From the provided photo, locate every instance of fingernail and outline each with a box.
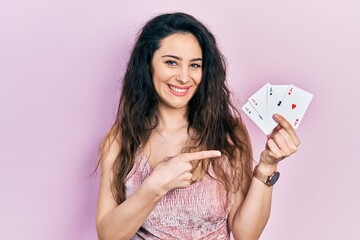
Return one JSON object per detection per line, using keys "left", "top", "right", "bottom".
{"left": 273, "top": 114, "right": 279, "bottom": 120}
{"left": 215, "top": 151, "right": 221, "bottom": 156}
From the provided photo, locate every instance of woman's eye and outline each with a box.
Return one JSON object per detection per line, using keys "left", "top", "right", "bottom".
{"left": 165, "top": 60, "right": 177, "bottom": 66}
{"left": 191, "top": 63, "right": 201, "bottom": 68}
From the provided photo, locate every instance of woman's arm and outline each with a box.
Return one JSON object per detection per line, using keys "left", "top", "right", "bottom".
{"left": 96, "top": 138, "right": 222, "bottom": 240}
{"left": 228, "top": 162, "right": 277, "bottom": 240}
{"left": 96, "top": 139, "right": 164, "bottom": 240}
{"left": 229, "top": 114, "right": 300, "bottom": 239}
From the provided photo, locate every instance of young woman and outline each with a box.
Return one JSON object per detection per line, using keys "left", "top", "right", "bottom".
{"left": 96, "top": 12, "right": 300, "bottom": 240}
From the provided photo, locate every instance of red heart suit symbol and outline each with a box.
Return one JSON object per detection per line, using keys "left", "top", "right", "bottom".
{"left": 292, "top": 104, "right": 297, "bottom": 109}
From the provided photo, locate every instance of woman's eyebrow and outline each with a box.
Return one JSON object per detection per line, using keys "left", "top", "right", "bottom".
{"left": 162, "top": 54, "right": 182, "bottom": 60}
{"left": 190, "top": 58, "right": 202, "bottom": 62}
{"left": 161, "top": 55, "right": 202, "bottom": 61}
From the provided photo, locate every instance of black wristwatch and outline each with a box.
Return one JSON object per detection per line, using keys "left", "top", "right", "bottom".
{"left": 253, "top": 165, "right": 280, "bottom": 186}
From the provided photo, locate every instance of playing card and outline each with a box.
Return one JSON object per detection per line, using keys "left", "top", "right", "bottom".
{"left": 248, "top": 83, "right": 270, "bottom": 121}
{"left": 242, "top": 101, "right": 273, "bottom": 135}
{"left": 277, "top": 85, "right": 313, "bottom": 129}
{"left": 266, "top": 84, "right": 289, "bottom": 129}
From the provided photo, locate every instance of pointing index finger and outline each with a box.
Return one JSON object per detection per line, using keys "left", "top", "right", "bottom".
{"left": 182, "top": 150, "right": 221, "bottom": 162}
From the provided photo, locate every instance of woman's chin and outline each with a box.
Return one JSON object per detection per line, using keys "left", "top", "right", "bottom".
{"left": 159, "top": 100, "right": 189, "bottom": 110}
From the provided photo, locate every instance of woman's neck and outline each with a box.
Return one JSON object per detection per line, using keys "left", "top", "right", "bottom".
{"left": 155, "top": 103, "right": 188, "bottom": 132}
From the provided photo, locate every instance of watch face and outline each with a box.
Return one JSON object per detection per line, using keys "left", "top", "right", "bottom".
{"left": 269, "top": 172, "right": 280, "bottom": 186}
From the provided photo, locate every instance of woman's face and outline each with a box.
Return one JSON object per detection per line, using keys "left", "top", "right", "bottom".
{"left": 151, "top": 33, "right": 203, "bottom": 110}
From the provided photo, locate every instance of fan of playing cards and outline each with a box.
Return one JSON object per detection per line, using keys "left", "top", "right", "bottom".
{"left": 242, "top": 83, "right": 313, "bottom": 135}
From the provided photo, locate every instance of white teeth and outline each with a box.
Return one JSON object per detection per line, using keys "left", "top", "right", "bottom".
{"left": 169, "top": 85, "right": 187, "bottom": 93}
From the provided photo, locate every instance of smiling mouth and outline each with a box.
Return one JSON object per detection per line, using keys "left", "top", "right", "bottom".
{"left": 167, "top": 84, "right": 190, "bottom": 95}
{"left": 168, "top": 85, "right": 187, "bottom": 93}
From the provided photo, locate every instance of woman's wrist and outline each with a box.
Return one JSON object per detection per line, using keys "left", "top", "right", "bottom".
{"left": 141, "top": 177, "right": 167, "bottom": 201}
{"left": 256, "top": 161, "right": 278, "bottom": 175}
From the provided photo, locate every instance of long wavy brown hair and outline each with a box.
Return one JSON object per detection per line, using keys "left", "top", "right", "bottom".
{"left": 97, "top": 12, "right": 253, "bottom": 205}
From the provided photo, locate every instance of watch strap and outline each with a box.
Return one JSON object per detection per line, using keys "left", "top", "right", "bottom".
{"left": 253, "top": 164, "right": 280, "bottom": 186}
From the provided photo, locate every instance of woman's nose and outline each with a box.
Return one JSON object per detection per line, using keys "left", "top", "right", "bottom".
{"left": 176, "top": 69, "right": 190, "bottom": 84}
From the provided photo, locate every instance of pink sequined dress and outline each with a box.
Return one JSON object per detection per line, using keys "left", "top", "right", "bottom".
{"left": 125, "top": 154, "right": 232, "bottom": 239}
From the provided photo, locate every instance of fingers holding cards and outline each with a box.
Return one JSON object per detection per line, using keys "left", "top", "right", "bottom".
{"left": 272, "top": 114, "right": 300, "bottom": 146}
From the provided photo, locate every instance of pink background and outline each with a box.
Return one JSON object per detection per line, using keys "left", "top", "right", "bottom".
{"left": 1, "top": 1, "right": 359, "bottom": 239}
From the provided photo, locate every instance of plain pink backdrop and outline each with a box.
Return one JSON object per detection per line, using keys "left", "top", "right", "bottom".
{"left": 1, "top": 1, "right": 359, "bottom": 239}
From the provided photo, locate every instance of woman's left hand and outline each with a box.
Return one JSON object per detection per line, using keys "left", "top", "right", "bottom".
{"left": 259, "top": 114, "right": 300, "bottom": 169}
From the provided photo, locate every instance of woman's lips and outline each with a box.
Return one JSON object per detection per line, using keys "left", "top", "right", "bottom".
{"left": 167, "top": 84, "right": 190, "bottom": 96}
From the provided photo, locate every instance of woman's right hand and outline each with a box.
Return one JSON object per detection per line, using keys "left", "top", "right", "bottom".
{"left": 147, "top": 150, "right": 221, "bottom": 196}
